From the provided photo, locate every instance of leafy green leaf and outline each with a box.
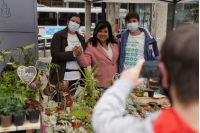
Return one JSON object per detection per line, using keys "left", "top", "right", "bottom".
{"left": 0, "top": 38, "right": 4, "bottom": 44}
{"left": 17, "top": 47, "right": 24, "bottom": 51}
{"left": 0, "top": 56, "right": 4, "bottom": 62}
{"left": 9, "top": 56, "right": 14, "bottom": 63}
{"left": 23, "top": 43, "right": 36, "bottom": 50}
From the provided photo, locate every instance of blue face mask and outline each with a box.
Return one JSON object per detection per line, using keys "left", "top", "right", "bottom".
{"left": 68, "top": 21, "right": 80, "bottom": 32}
{"left": 127, "top": 22, "right": 138, "bottom": 32}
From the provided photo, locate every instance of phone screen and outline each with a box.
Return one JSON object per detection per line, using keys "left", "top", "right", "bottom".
{"left": 139, "top": 61, "right": 160, "bottom": 78}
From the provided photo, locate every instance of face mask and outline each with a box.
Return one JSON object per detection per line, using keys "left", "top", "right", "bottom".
{"left": 127, "top": 22, "right": 138, "bottom": 32}
{"left": 68, "top": 21, "right": 80, "bottom": 32}
{"left": 160, "top": 75, "right": 173, "bottom": 105}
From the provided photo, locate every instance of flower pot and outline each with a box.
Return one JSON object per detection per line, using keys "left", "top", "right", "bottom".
{"left": 62, "top": 94, "right": 74, "bottom": 107}
{"left": 57, "top": 107, "right": 67, "bottom": 112}
{"left": 136, "top": 110, "right": 141, "bottom": 115}
{"left": 13, "top": 113, "right": 25, "bottom": 126}
{"left": 148, "top": 91, "right": 155, "bottom": 98}
{"left": 45, "top": 108, "right": 52, "bottom": 116}
{"left": 29, "top": 111, "right": 40, "bottom": 123}
{"left": 71, "top": 120, "right": 82, "bottom": 130}
{"left": 0, "top": 115, "right": 12, "bottom": 127}
{"left": 144, "top": 108, "right": 151, "bottom": 112}
{"left": 135, "top": 91, "right": 144, "bottom": 97}
{"left": 149, "top": 102, "right": 158, "bottom": 108}
{"left": 26, "top": 113, "right": 29, "bottom": 120}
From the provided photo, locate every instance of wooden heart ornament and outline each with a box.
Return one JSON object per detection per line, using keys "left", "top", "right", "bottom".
{"left": 17, "top": 66, "right": 37, "bottom": 84}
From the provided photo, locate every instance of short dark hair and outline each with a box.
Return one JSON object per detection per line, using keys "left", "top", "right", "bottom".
{"left": 88, "top": 20, "right": 118, "bottom": 47}
{"left": 68, "top": 13, "right": 82, "bottom": 25}
{"left": 125, "top": 12, "right": 140, "bottom": 23}
{"left": 160, "top": 24, "right": 199, "bottom": 104}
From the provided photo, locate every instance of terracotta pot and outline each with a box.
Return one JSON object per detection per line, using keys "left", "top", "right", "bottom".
{"left": 86, "top": 111, "right": 93, "bottom": 118}
{"left": 62, "top": 94, "right": 74, "bottom": 107}
{"left": 45, "top": 108, "right": 52, "bottom": 116}
{"left": 71, "top": 120, "right": 82, "bottom": 130}
{"left": 0, "top": 115, "right": 12, "bottom": 127}
{"left": 144, "top": 108, "right": 151, "bottom": 112}
{"left": 57, "top": 107, "right": 68, "bottom": 112}
{"left": 58, "top": 110, "right": 68, "bottom": 115}
{"left": 136, "top": 110, "right": 141, "bottom": 115}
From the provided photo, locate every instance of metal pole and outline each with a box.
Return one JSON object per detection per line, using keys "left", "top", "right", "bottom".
{"left": 85, "top": 1, "right": 91, "bottom": 41}
{"left": 171, "top": 0, "right": 177, "bottom": 30}
{"left": 102, "top": 2, "right": 106, "bottom": 20}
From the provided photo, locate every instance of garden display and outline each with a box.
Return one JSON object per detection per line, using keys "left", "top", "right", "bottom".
{"left": 0, "top": 38, "right": 59, "bottom": 127}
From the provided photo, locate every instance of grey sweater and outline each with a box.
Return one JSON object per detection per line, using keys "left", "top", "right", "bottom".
{"left": 92, "top": 79, "right": 161, "bottom": 133}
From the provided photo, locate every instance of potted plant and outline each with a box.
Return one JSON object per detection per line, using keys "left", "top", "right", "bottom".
{"left": 154, "top": 105, "right": 161, "bottom": 111}
{"left": 12, "top": 97, "right": 28, "bottom": 126}
{"left": 26, "top": 100, "right": 44, "bottom": 123}
{"left": 161, "top": 102, "right": 171, "bottom": 109}
{"left": 43, "top": 115, "right": 57, "bottom": 133}
{"left": 149, "top": 78, "right": 160, "bottom": 86}
{"left": 135, "top": 84, "right": 146, "bottom": 97}
{"left": 58, "top": 112, "right": 72, "bottom": 125}
{"left": 144, "top": 106, "right": 151, "bottom": 112}
{"left": 132, "top": 111, "right": 139, "bottom": 118}
{"left": 0, "top": 97, "right": 14, "bottom": 127}
{"left": 45, "top": 100, "right": 57, "bottom": 116}
{"left": 141, "top": 103, "right": 149, "bottom": 108}
{"left": 147, "top": 89, "right": 155, "bottom": 98}
{"left": 127, "top": 105, "right": 136, "bottom": 114}
{"left": 140, "top": 110, "right": 150, "bottom": 119}
{"left": 83, "top": 115, "right": 94, "bottom": 133}
{"left": 123, "top": 110, "right": 129, "bottom": 116}
{"left": 132, "top": 99, "right": 142, "bottom": 108}
{"left": 55, "top": 121, "right": 85, "bottom": 133}
{"left": 136, "top": 105, "right": 143, "bottom": 115}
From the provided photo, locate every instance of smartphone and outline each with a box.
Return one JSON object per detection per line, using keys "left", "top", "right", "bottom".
{"left": 139, "top": 61, "right": 160, "bottom": 78}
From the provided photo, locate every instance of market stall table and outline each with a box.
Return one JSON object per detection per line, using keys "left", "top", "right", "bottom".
{"left": 0, "top": 117, "right": 41, "bottom": 133}
{"left": 130, "top": 92, "right": 170, "bottom": 104}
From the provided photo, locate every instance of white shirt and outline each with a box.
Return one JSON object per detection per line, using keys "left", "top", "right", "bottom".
{"left": 123, "top": 32, "right": 145, "bottom": 71}
{"left": 64, "top": 33, "right": 82, "bottom": 81}
{"left": 102, "top": 43, "right": 113, "bottom": 60}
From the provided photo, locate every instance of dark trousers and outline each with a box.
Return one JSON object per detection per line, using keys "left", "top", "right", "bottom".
{"left": 52, "top": 79, "right": 78, "bottom": 102}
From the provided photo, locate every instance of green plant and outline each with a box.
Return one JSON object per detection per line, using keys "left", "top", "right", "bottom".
{"left": 136, "top": 105, "right": 143, "bottom": 111}
{"left": 75, "top": 61, "right": 107, "bottom": 101}
{"left": 132, "top": 99, "right": 142, "bottom": 106}
{"left": 59, "top": 112, "right": 72, "bottom": 121}
{"left": 127, "top": 105, "right": 135, "bottom": 112}
{"left": 154, "top": 105, "right": 160, "bottom": 111}
{"left": 123, "top": 110, "right": 129, "bottom": 116}
{"left": 85, "top": 97, "right": 96, "bottom": 108}
{"left": 132, "top": 111, "right": 139, "bottom": 117}
{"left": 43, "top": 115, "right": 57, "bottom": 133}
{"left": 83, "top": 115, "right": 93, "bottom": 133}
{"left": 147, "top": 106, "right": 151, "bottom": 109}
{"left": 150, "top": 109, "right": 155, "bottom": 112}
{"left": 70, "top": 110, "right": 86, "bottom": 120}
{"left": 55, "top": 122, "right": 85, "bottom": 133}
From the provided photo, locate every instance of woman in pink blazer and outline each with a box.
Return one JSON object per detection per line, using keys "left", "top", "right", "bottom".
{"left": 73, "top": 20, "right": 120, "bottom": 90}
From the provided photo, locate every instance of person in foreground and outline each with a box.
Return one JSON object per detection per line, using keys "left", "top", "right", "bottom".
{"left": 92, "top": 24, "right": 199, "bottom": 133}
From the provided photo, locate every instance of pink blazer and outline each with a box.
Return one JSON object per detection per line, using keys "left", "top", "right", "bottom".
{"left": 76, "top": 38, "right": 120, "bottom": 87}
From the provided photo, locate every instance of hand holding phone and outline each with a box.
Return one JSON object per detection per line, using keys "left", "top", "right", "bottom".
{"left": 140, "top": 61, "right": 160, "bottom": 78}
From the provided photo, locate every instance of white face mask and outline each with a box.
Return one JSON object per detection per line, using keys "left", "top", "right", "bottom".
{"left": 127, "top": 22, "right": 139, "bottom": 32}
{"left": 68, "top": 21, "right": 80, "bottom": 32}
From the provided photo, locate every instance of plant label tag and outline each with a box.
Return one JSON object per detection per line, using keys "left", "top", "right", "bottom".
{"left": 36, "top": 60, "right": 47, "bottom": 70}
{"left": 17, "top": 66, "right": 37, "bottom": 84}
{"left": 112, "top": 73, "right": 121, "bottom": 82}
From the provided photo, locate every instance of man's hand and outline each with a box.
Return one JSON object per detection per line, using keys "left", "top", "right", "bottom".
{"left": 72, "top": 46, "right": 82, "bottom": 56}
{"left": 120, "top": 59, "right": 145, "bottom": 87}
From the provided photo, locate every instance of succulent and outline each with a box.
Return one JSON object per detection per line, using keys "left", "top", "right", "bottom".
{"left": 150, "top": 109, "right": 155, "bottom": 112}
{"left": 140, "top": 110, "right": 150, "bottom": 118}
{"left": 136, "top": 105, "right": 143, "bottom": 111}
{"left": 70, "top": 110, "right": 86, "bottom": 120}
{"left": 154, "top": 105, "right": 160, "bottom": 110}
{"left": 127, "top": 105, "right": 136, "bottom": 112}
{"left": 123, "top": 110, "right": 129, "bottom": 116}
{"left": 126, "top": 97, "right": 133, "bottom": 105}
{"left": 132, "top": 99, "right": 142, "bottom": 106}
{"left": 132, "top": 111, "right": 139, "bottom": 117}
{"left": 163, "top": 102, "right": 168, "bottom": 105}
{"left": 147, "top": 106, "right": 151, "bottom": 109}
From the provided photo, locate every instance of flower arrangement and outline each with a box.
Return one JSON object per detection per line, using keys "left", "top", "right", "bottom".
{"left": 26, "top": 100, "right": 43, "bottom": 112}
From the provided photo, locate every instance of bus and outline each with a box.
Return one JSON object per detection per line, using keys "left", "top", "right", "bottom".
{"left": 37, "top": 7, "right": 128, "bottom": 37}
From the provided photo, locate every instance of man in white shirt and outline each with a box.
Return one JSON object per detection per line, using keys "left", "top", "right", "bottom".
{"left": 118, "top": 12, "right": 159, "bottom": 73}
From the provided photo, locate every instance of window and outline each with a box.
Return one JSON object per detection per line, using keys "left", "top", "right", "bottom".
{"left": 58, "top": 13, "right": 76, "bottom": 26}
{"left": 38, "top": 12, "right": 57, "bottom": 26}
{"left": 79, "top": 13, "right": 97, "bottom": 26}
{"left": 69, "top": 2, "right": 84, "bottom": 8}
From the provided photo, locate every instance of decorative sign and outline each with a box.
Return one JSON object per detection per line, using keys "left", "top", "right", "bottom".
{"left": 112, "top": 73, "right": 121, "bottom": 82}
{"left": 36, "top": 60, "right": 47, "bottom": 70}
{"left": 17, "top": 66, "right": 37, "bottom": 84}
